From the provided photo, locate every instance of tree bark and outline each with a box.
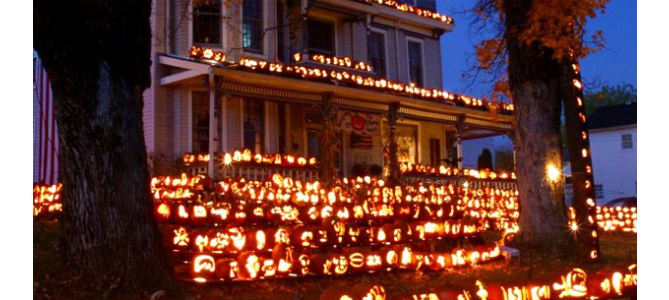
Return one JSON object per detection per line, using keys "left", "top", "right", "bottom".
{"left": 503, "top": 0, "right": 573, "bottom": 255}
{"left": 560, "top": 59, "right": 601, "bottom": 260}
{"left": 34, "top": 1, "right": 179, "bottom": 296}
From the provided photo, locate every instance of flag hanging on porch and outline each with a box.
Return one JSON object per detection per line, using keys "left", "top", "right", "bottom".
{"left": 350, "top": 133, "right": 373, "bottom": 149}
{"left": 337, "top": 110, "right": 380, "bottom": 135}
{"left": 33, "top": 53, "right": 59, "bottom": 184}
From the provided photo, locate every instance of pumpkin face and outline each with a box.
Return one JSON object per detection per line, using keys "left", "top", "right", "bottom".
{"left": 272, "top": 244, "right": 294, "bottom": 275}
{"left": 156, "top": 203, "right": 171, "bottom": 221}
{"left": 172, "top": 227, "right": 190, "bottom": 249}
{"left": 365, "top": 251, "right": 383, "bottom": 272}
{"left": 215, "top": 258, "right": 239, "bottom": 281}
{"left": 348, "top": 251, "right": 366, "bottom": 270}
{"left": 310, "top": 254, "right": 333, "bottom": 275}
{"left": 237, "top": 252, "right": 261, "bottom": 280}
{"left": 352, "top": 283, "right": 386, "bottom": 300}
{"left": 331, "top": 255, "right": 349, "bottom": 275}
{"left": 293, "top": 253, "right": 310, "bottom": 276}
{"left": 190, "top": 254, "right": 216, "bottom": 283}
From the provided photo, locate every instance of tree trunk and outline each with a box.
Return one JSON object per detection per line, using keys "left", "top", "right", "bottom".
{"left": 318, "top": 93, "right": 338, "bottom": 187}
{"left": 387, "top": 103, "right": 401, "bottom": 186}
{"left": 560, "top": 59, "right": 601, "bottom": 261}
{"left": 503, "top": 0, "right": 573, "bottom": 255}
{"left": 34, "top": 1, "right": 179, "bottom": 296}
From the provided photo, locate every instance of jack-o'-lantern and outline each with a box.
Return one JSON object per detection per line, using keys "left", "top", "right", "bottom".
{"left": 352, "top": 283, "right": 386, "bottom": 300}
{"left": 297, "top": 157, "right": 307, "bottom": 166}
{"left": 272, "top": 244, "right": 294, "bottom": 275}
{"left": 191, "top": 204, "right": 208, "bottom": 225}
{"left": 310, "top": 254, "right": 333, "bottom": 275}
{"left": 193, "top": 232, "right": 210, "bottom": 252}
{"left": 324, "top": 219, "right": 346, "bottom": 244}
{"left": 293, "top": 253, "right": 310, "bottom": 276}
{"left": 320, "top": 285, "right": 358, "bottom": 300}
{"left": 347, "top": 251, "right": 366, "bottom": 270}
{"left": 172, "top": 227, "right": 190, "bottom": 249}
{"left": 176, "top": 204, "right": 190, "bottom": 223}
{"left": 409, "top": 253, "right": 426, "bottom": 270}
{"left": 430, "top": 253, "right": 452, "bottom": 271}
{"left": 227, "top": 227, "right": 246, "bottom": 251}
{"left": 210, "top": 205, "right": 231, "bottom": 223}
{"left": 253, "top": 153, "right": 263, "bottom": 164}
{"left": 156, "top": 203, "right": 171, "bottom": 221}
{"left": 247, "top": 204, "right": 266, "bottom": 223}
{"left": 364, "top": 251, "right": 383, "bottom": 272}
{"left": 587, "top": 270, "right": 614, "bottom": 299}
{"left": 347, "top": 224, "right": 361, "bottom": 244}
{"left": 237, "top": 252, "right": 261, "bottom": 280}
{"left": 525, "top": 285, "right": 551, "bottom": 300}
{"left": 451, "top": 249, "right": 467, "bottom": 267}
{"left": 553, "top": 268, "right": 588, "bottom": 298}
{"left": 309, "top": 157, "right": 317, "bottom": 166}
{"left": 260, "top": 258, "right": 276, "bottom": 278}
{"left": 215, "top": 258, "right": 239, "bottom": 281}
{"left": 380, "top": 248, "right": 398, "bottom": 268}
{"left": 334, "top": 205, "right": 351, "bottom": 221}
{"left": 232, "top": 205, "right": 247, "bottom": 225}
{"left": 331, "top": 254, "right": 349, "bottom": 275}
{"left": 247, "top": 230, "right": 267, "bottom": 251}
{"left": 190, "top": 254, "right": 216, "bottom": 283}
{"left": 242, "top": 149, "right": 252, "bottom": 162}
{"left": 316, "top": 228, "right": 330, "bottom": 246}
{"left": 269, "top": 227, "right": 291, "bottom": 246}
{"left": 291, "top": 224, "right": 314, "bottom": 248}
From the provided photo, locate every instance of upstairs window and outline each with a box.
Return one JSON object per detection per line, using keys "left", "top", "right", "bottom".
{"left": 368, "top": 31, "right": 387, "bottom": 77}
{"left": 407, "top": 40, "right": 423, "bottom": 86}
{"left": 307, "top": 18, "right": 335, "bottom": 56}
{"left": 193, "top": 0, "right": 222, "bottom": 46}
{"left": 243, "top": 100, "right": 265, "bottom": 152}
{"left": 621, "top": 134, "right": 633, "bottom": 149}
{"left": 595, "top": 184, "right": 604, "bottom": 199}
{"left": 243, "top": 0, "right": 263, "bottom": 53}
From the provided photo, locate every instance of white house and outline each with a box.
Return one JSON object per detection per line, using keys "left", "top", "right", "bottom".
{"left": 588, "top": 102, "right": 637, "bottom": 204}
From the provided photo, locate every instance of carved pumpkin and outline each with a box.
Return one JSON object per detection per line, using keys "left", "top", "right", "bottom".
{"left": 310, "top": 253, "right": 333, "bottom": 275}
{"left": 215, "top": 258, "right": 239, "bottom": 281}
{"left": 352, "top": 283, "right": 386, "bottom": 300}
{"left": 331, "top": 254, "right": 349, "bottom": 275}
{"left": 320, "top": 285, "right": 358, "bottom": 300}
{"left": 190, "top": 254, "right": 216, "bottom": 283}
{"left": 155, "top": 203, "right": 171, "bottom": 222}
{"left": 272, "top": 244, "right": 294, "bottom": 276}
{"left": 237, "top": 252, "right": 261, "bottom": 280}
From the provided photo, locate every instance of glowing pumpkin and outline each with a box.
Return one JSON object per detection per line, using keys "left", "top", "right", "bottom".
{"left": 215, "top": 258, "right": 239, "bottom": 281}
{"left": 190, "top": 254, "right": 216, "bottom": 283}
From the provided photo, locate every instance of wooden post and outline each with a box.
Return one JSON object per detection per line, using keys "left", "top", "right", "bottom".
{"left": 456, "top": 116, "right": 464, "bottom": 170}
{"left": 560, "top": 58, "right": 600, "bottom": 261}
{"left": 387, "top": 102, "right": 401, "bottom": 186}
{"left": 220, "top": 93, "right": 228, "bottom": 152}
{"left": 207, "top": 73, "right": 216, "bottom": 178}
{"left": 318, "top": 92, "right": 338, "bottom": 187}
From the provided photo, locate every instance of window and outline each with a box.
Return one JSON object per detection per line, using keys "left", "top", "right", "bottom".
{"left": 621, "top": 134, "right": 633, "bottom": 149}
{"left": 243, "top": 0, "right": 263, "bottom": 53}
{"left": 595, "top": 184, "right": 604, "bottom": 199}
{"left": 429, "top": 138, "right": 441, "bottom": 166}
{"left": 368, "top": 31, "right": 387, "bottom": 77}
{"left": 243, "top": 100, "right": 265, "bottom": 152}
{"left": 193, "top": 0, "right": 221, "bottom": 45}
{"left": 192, "top": 92, "right": 210, "bottom": 153}
{"left": 307, "top": 18, "right": 335, "bottom": 55}
{"left": 407, "top": 40, "right": 423, "bottom": 86}
{"left": 383, "top": 123, "right": 418, "bottom": 163}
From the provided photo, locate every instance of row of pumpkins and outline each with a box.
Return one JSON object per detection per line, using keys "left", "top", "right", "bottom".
{"left": 319, "top": 264, "right": 637, "bottom": 300}
{"left": 187, "top": 243, "right": 502, "bottom": 282}
{"left": 151, "top": 173, "right": 520, "bottom": 230}
{"left": 166, "top": 218, "right": 485, "bottom": 254}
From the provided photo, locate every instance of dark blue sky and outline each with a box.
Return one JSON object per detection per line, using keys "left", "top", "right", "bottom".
{"left": 437, "top": 0, "right": 637, "bottom": 97}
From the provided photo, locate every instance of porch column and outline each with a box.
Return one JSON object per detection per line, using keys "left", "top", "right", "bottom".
{"left": 207, "top": 73, "right": 216, "bottom": 178}
{"left": 387, "top": 102, "right": 401, "bottom": 186}
{"left": 220, "top": 93, "right": 228, "bottom": 152}
{"left": 318, "top": 92, "right": 338, "bottom": 187}
{"left": 456, "top": 117, "right": 464, "bottom": 169}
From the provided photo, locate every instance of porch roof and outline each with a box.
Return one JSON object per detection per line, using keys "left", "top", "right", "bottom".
{"left": 157, "top": 54, "right": 515, "bottom": 134}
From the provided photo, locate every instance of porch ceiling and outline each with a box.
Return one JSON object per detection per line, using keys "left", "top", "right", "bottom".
{"left": 158, "top": 54, "right": 514, "bottom": 134}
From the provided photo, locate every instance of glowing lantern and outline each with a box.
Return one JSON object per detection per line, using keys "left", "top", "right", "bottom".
{"left": 156, "top": 203, "right": 171, "bottom": 221}
{"left": 190, "top": 254, "right": 216, "bottom": 283}
{"left": 272, "top": 244, "right": 294, "bottom": 275}
{"left": 352, "top": 283, "right": 386, "bottom": 300}
{"left": 237, "top": 252, "right": 261, "bottom": 280}
{"left": 215, "top": 258, "right": 239, "bottom": 281}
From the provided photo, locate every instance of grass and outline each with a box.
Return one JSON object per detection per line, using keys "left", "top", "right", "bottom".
{"left": 34, "top": 221, "right": 636, "bottom": 300}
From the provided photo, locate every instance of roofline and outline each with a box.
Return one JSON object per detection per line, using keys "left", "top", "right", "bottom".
{"left": 589, "top": 123, "right": 637, "bottom": 133}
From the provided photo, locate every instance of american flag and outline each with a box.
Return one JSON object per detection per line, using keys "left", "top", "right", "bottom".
{"left": 33, "top": 53, "right": 59, "bottom": 184}
{"left": 350, "top": 133, "right": 373, "bottom": 149}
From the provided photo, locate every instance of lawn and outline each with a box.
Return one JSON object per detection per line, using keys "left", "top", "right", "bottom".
{"left": 33, "top": 221, "right": 636, "bottom": 300}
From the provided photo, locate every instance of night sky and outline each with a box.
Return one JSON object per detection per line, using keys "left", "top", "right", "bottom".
{"left": 437, "top": 0, "right": 637, "bottom": 98}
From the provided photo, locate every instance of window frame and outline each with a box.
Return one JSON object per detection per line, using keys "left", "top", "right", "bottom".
{"left": 242, "top": 99, "right": 266, "bottom": 153}
{"left": 621, "top": 133, "right": 633, "bottom": 150}
{"left": 242, "top": 0, "right": 265, "bottom": 54}
{"left": 368, "top": 28, "right": 389, "bottom": 78}
{"left": 594, "top": 184, "right": 604, "bottom": 200}
{"left": 190, "top": 0, "right": 224, "bottom": 48}
{"left": 405, "top": 36, "right": 426, "bottom": 87}
{"left": 306, "top": 17, "right": 337, "bottom": 56}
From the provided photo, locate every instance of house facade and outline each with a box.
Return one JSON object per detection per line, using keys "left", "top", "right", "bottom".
{"left": 143, "top": 0, "right": 515, "bottom": 178}
{"left": 587, "top": 103, "right": 637, "bottom": 204}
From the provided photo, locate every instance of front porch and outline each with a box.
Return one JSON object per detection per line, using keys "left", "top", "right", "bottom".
{"left": 155, "top": 51, "right": 516, "bottom": 181}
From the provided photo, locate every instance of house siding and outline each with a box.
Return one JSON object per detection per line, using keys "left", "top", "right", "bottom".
{"left": 589, "top": 125, "right": 637, "bottom": 204}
